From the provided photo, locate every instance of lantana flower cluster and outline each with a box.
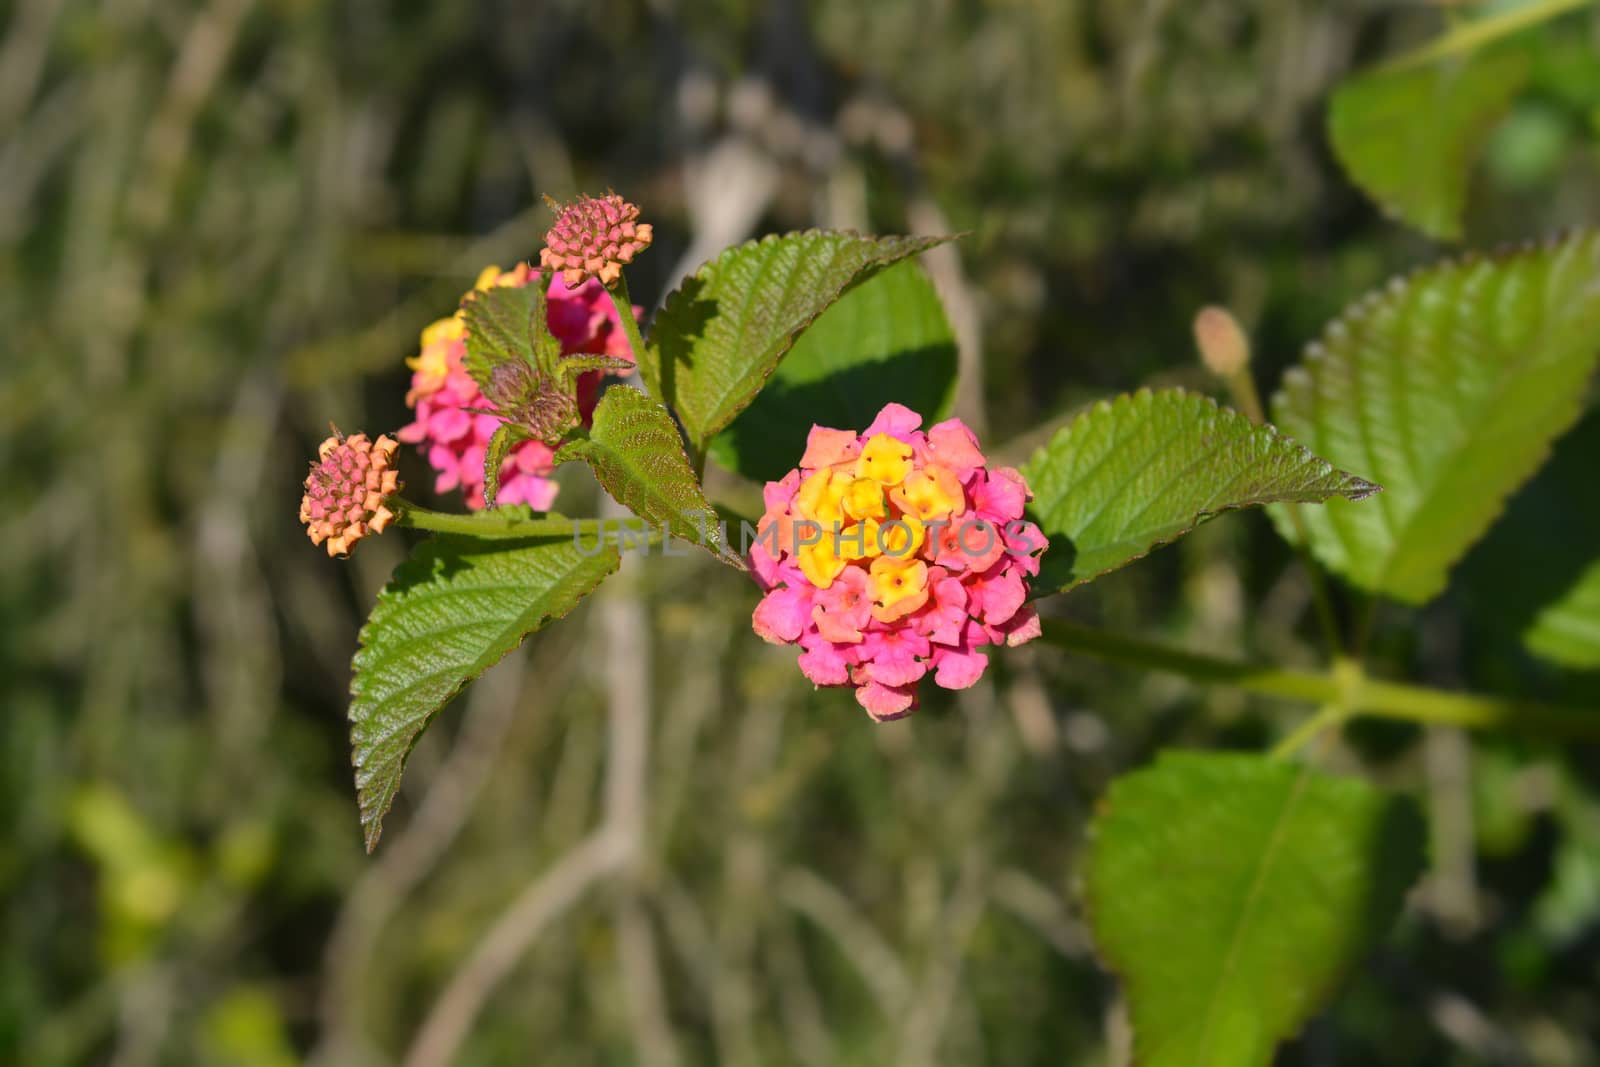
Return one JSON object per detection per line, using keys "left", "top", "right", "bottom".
{"left": 398, "top": 263, "right": 641, "bottom": 510}
{"left": 540, "top": 193, "right": 654, "bottom": 287}
{"left": 750, "top": 404, "right": 1047, "bottom": 720}
{"left": 300, "top": 432, "right": 402, "bottom": 558}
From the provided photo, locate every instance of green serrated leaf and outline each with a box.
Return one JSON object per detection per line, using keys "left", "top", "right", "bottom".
{"left": 1021, "top": 389, "right": 1377, "bottom": 595}
{"left": 1271, "top": 232, "right": 1600, "bottom": 605}
{"left": 482, "top": 423, "right": 532, "bottom": 509}
{"left": 461, "top": 281, "right": 565, "bottom": 390}
{"left": 642, "top": 230, "right": 952, "bottom": 452}
{"left": 708, "top": 259, "right": 958, "bottom": 483}
{"left": 349, "top": 534, "right": 620, "bottom": 850}
{"left": 558, "top": 386, "right": 743, "bottom": 568}
{"left": 1330, "top": 46, "right": 1528, "bottom": 241}
{"left": 1086, "top": 751, "right": 1425, "bottom": 1067}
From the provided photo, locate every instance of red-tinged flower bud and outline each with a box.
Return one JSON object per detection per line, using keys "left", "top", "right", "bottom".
{"left": 1193, "top": 306, "right": 1251, "bottom": 379}
{"left": 300, "top": 431, "right": 403, "bottom": 558}
{"left": 539, "top": 193, "right": 654, "bottom": 288}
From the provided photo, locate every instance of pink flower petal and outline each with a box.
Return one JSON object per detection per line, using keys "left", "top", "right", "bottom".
{"left": 859, "top": 629, "right": 930, "bottom": 687}
{"left": 972, "top": 467, "right": 1029, "bottom": 523}
{"left": 763, "top": 469, "right": 802, "bottom": 514}
{"left": 862, "top": 402, "right": 923, "bottom": 442}
{"left": 754, "top": 585, "right": 814, "bottom": 644}
{"left": 799, "top": 427, "right": 862, "bottom": 470}
{"left": 428, "top": 406, "right": 473, "bottom": 444}
{"left": 930, "top": 644, "right": 989, "bottom": 689}
{"left": 812, "top": 566, "right": 874, "bottom": 644}
{"left": 855, "top": 681, "right": 918, "bottom": 721}
{"left": 925, "top": 418, "right": 987, "bottom": 473}
{"left": 798, "top": 634, "right": 854, "bottom": 686}
{"left": 969, "top": 569, "right": 1026, "bottom": 627}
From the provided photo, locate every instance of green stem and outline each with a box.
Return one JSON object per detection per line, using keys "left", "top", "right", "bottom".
{"left": 606, "top": 273, "right": 650, "bottom": 374}
{"left": 1039, "top": 619, "right": 1600, "bottom": 743}
{"left": 394, "top": 499, "right": 650, "bottom": 541}
{"left": 1384, "top": 0, "right": 1593, "bottom": 71}
{"left": 1223, "top": 365, "right": 1345, "bottom": 656}
{"left": 1270, "top": 703, "right": 1345, "bottom": 761}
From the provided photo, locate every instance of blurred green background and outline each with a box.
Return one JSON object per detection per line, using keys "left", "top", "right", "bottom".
{"left": 5, "top": 1, "right": 1600, "bottom": 1064}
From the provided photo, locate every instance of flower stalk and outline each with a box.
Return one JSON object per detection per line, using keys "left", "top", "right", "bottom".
{"left": 1039, "top": 618, "right": 1600, "bottom": 743}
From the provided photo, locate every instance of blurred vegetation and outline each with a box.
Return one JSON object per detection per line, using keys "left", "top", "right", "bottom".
{"left": 4, "top": 1, "right": 1600, "bottom": 1064}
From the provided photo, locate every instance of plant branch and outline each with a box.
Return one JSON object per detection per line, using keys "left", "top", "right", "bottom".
{"left": 1040, "top": 619, "right": 1600, "bottom": 742}
{"left": 1270, "top": 703, "right": 1345, "bottom": 761}
{"left": 1384, "top": 0, "right": 1592, "bottom": 72}
{"left": 394, "top": 499, "right": 651, "bottom": 541}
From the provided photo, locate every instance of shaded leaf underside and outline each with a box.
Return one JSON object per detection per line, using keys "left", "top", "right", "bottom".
{"left": 709, "top": 259, "right": 958, "bottom": 483}
{"left": 642, "top": 229, "right": 950, "bottom": 452}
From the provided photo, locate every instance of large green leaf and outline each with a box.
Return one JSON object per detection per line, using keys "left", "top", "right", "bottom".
{"left": 1271, "top": 232, "right": 1600, "bottom": 605}
{"left": 641, "top": 230, "right": 950, "bottom": 452}
{"left": 1085, "top": 752, "right": 1425, "bottom": 1067}
{"left": 1021, "top": 389, "right": 1377, "bottom": 595}
{"left": 558, "top": 386, "right": 742, "bottom": 567}
{"left": 707, "top": 259, "right": 958, "bottom": 483}
{"left": 1329, "top": 46, "right": 1528, "bottom": 241}
{"left": 349, "top": 534, "right": 620, "bottom": 850}
{"left": 1458, "top": 408, "right": 1600, "bottom": 669}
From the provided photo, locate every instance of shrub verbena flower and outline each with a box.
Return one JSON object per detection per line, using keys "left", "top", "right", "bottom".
{"left": 398, "top": 263, "right": 640, "bottom": 510}
{"left": 749, "top": 403, "right": 1048, "bottom": 721}
{"left": 539, "top": 193, "right": 654, "bottom": 287}
{"left": 301, "top": 431, "right": 402, "bottom": 557}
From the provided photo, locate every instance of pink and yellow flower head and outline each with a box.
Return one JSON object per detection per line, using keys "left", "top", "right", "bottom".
{"left": 300, "top": 431, "right": 402, "bottom": 558}
{"left": 539, "top": 193, "right": 653, "bottom": 288}
{"left": 750, "top": 403, "right": 1048, "bottom": 721}
{"left": 398, "top": 265, "right": 641, "bottom": 511}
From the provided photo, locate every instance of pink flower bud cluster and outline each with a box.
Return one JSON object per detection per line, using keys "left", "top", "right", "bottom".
{"left": 539, "top": 194, "right": 654, "bottom": 287}
{"left": 300, "top": 432, "right": 402, "bottom": 557}
{"left": 398, "top": 264, "right": 640, "bottom": 511}
{"left": 750, "top": 403, "right": 1047, "bottom": 721}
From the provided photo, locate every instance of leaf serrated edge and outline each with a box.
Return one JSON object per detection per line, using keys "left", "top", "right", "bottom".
{"left": 348, "top": 537, "right": 621, "bottom": 851}
{"left": 1269, "top": 229, "right": 1600, "bottom": 599}
{"left": 1025, "top": 387, "right": 1380, "bottom": 594}
{"left": 1273, "top": 228, "right": 1600, "bottom": 417}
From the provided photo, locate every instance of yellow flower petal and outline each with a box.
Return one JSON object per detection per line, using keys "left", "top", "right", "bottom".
{"left": 890, "top": 465, "right": 965, "bottom": 522}
{"left": 869, "top": 555, "right": 929, "bottom": 621}
{"left": 856, "top": 433, "right": 914, "bottom": 486}
{"left": 843, "top": 477, "right": 888, "bottom": 520}
{"left": 797, "top": 537, "right": 848, "bottom": 589}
